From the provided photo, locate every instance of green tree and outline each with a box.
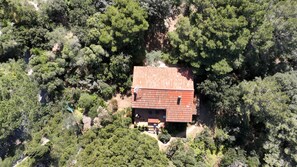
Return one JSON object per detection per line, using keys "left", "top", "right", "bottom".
{"left": 0, "top": 60, "right": 40, "bottom": 163}
{"left": 67, "top": 0, "right": 96, "bottom": 27}
{"left": 166, "top": 139, "right": 197, "bottom": 167}
{"left": 140, "top": 0, "right": 173, "bottom": 22}
{"left": 0, "top": 60, "right": 39, "bottom": 140}
{"left": 220, "top": 148, "right": 248, "bottom": 167}
{"left": 0, "top": 0, "right": 38, "bottom": 26}
{"left": 42, "top": 0, "right": 68, "bottom": 25}
{"left": 29, "top": 49, "right": 65, "bottom": 97}
{"left": 0, "top": 22, "right": 22, "bottom": 61}
{"left": 245, "top": 0, "right": 297, "bottom": 77}
{"left": 87, "top": 0, "right": 149, "bottom": 53}
{"left": 169, "top": 0, "right": 297, "bottom": 77}
{"left": 218, "top": 72, "right": 297, "bottom": 166}
{"left": 168, "top": 0, "right": 260, "bottom": 75}
{"left": 77, "top": 125, "right": 168, "bottom": 166}
{"left": 106, "top": 54, "right": 132, "bottom": 92}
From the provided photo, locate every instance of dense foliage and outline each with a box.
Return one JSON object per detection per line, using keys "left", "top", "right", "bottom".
{"left": 77, "top": 125, "right": 168, "bottom": 166}
{"left": 0, "top": 0, "right": 296, "bottom": 166}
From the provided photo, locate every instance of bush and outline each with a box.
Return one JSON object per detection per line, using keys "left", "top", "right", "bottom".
{"left": 112, "top": 116, "right": 132, "bottom": 128}
{"left": 220, "top": 148, "right": 247, "bottom": 167}
{"left": 78, "top": 93, "right": 97, "bottom": 110}
{"left": 166, "top": 139, "right": 197, "bottom": 166}
{"left": 137, "top": 125, "right": 148, "bottom": 132}
{"left": 158, "top": 130, "right": 171, "bottom": 143}
{"left": 73, "top": 108, "right": 83, "bottom": 123}
{"left": 195, "top": 128, "right": 216, "bottom": 152}
{"left": 110, "top": 99, "right": 118, "bottom": 112}
{"left": 88, "top": 105, "right": 99, "bottom": 119}
{"left": 124, "top": 107, "right": 132, "bottom": 117}
{"left": 100, "top": 82, "right": 115, "bottom": 99}
{"left": 145, "top": 51, "right": 163, "bottom": 66}
{"left": 88, "top": 98, "right": 107, "bottom": 119}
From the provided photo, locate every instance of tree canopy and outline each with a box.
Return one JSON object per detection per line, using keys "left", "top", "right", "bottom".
{"left": 0, "top": 0, "right": 297, "bottom": 166}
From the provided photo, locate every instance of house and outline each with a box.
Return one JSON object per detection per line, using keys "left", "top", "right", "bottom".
{"left": 131, "top": 66, "right": 196, "bottom": 127}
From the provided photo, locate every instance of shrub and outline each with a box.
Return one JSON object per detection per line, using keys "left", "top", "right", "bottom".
{"left": 110, "top": 99, "right": 118, "bottom": 112}
{"left": 145, "top": 50, "right": 165, "bottom": 66}
{"left": 158, "top": 130, "right": 171, "bottom": 143}
{"left": 78, "top": 93, "right": 97, "bottom": 110}
{"left": 63, "top": 88, "right": 81, "bottom": 102}
{"left": 220, "top": 148, "right": 247, "bottom": 167}
{"left": 73, "top": 108, "right": 83, "bottom": 122}
{"left": 112, "top": 116, "right": 132, "bottom": 128}
{"left": 88, "top": 105, "right": 99, "bottom": 119}
{"left": 99, "top": 81, "right": 115, "bottom": 99}
{"left": 137, "top": 125, "right": 148, "bottom": 132}
{"left": 86, "top": 97, "right": 109, "bottom": 120}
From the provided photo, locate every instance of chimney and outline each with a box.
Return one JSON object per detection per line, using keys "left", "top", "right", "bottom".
{"left": 134, "top": 86, "right": 139, "bottom": 101}
{"left": 134, "top": 92, "right": 137, "bottom": 101}
{"left": 177, "top": 96, "right": 181, "bottom": 105}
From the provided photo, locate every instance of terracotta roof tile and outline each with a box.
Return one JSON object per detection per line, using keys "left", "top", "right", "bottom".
{"left": 132, "top": 66, "right": 193, "bottom": 90}
{"left": 132, "top": 89, "right": 195, "bottom": 122}
{"left": 131, "top": 66, "right": 195, "bottom": 122}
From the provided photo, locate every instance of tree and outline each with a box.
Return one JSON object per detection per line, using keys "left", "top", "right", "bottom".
{"left": 0, "top": 60, "right": 39, "bottom": 159}
{"left": 106, "top": 53, "right": 132, "bottom": 92}
{"left": 29, "top": 27, "right": 82, "bottom": 98}
{"left": 0, "top": 0, "right": 38, "bottom": 26}
{"left": 67, "top": 0, "right": 96, "bottom": 27}
{"left": 29, "top": 49, "right": 65, "bottom": 97}
{"left": 87, "top": 0, "right": 149, "bottom": 53}
{"left": 168, "top": 0, "right": 259, "bottom": 76}
{"left": 0, "top": 60, "right": 39, "bottom": 139}
{"left": 41, "top": 0, "right": 68, "bottom": 25}
{"left": 245, "top": 0, "right": 297, "bottom": 77}
{"left": 166, "top": 139, "right": 197, "bottom": 167}
{"left": 218, "top": 72, "right": 297, "bottom": 166}
{"left": 77, "top": 125, "right": 168, "bottom": 166}
{"left": 220, "top": 148, "right": 248, "bottom": 167}
{"left": 0, "top": 22, "right": 22, "bottom": 61}
{"left": 78, "top": 93, "right": 97, "bottom": 110}
{"left": 139, "top": 0, "right": 173, "bottom": 22}
{"left": 189, "top": 128, "right": 225, "bottom": 166}
{"left": 168, "top": 0, "right": 297, "bottom": 78}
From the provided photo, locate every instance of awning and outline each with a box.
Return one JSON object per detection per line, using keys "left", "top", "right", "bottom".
{"left": 148, "top": 118, "right": 160, "bottom": 124}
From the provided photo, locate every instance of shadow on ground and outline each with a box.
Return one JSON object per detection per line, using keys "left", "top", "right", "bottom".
{"left": 197, "top": 95, "right": 215, "bottom": 128}
{"left": 165, "top": 122, "right": 187, "bottom": 138}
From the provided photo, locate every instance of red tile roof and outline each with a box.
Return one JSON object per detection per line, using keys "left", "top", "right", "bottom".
{"left": 132, "top": 66, "right": 195, "bottom": 122}
{"left": 132, "top": 66, "right": 193, "bottom": 90}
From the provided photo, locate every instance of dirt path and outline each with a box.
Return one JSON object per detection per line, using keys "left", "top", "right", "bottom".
{"left": 108, "top": 94, "right": 131, "bottom": 111}
{"left": 186, "top": 124, "right": 204, "bottom": 139}
{"left": 142, "top": 124, "right": 204, "bottom": 151}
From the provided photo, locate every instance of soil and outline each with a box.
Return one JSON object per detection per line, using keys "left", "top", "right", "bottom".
{"left": 108, "top": 94, "right": 132, "bottom": 111}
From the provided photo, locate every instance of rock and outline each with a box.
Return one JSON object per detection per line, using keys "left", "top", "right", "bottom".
{"left": 52, "top": 43, "right": 63, "bottom": 53}
{"left": 41, "top": 137, "right": 50, "bottom": 146}
{"left": 27, "top": 68, "right": 33, "bottom": 76}
{"left": 82, "top": 116, "right": 92, "bottom": 131}
{"left": 93, "top": 117, "right": 102, "bottom": 128}
{"left": 93, "top": 106, "right": 112, "bottom": 128}
{"left": 15, "top": 139, "right": 22, "bottom": 145}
